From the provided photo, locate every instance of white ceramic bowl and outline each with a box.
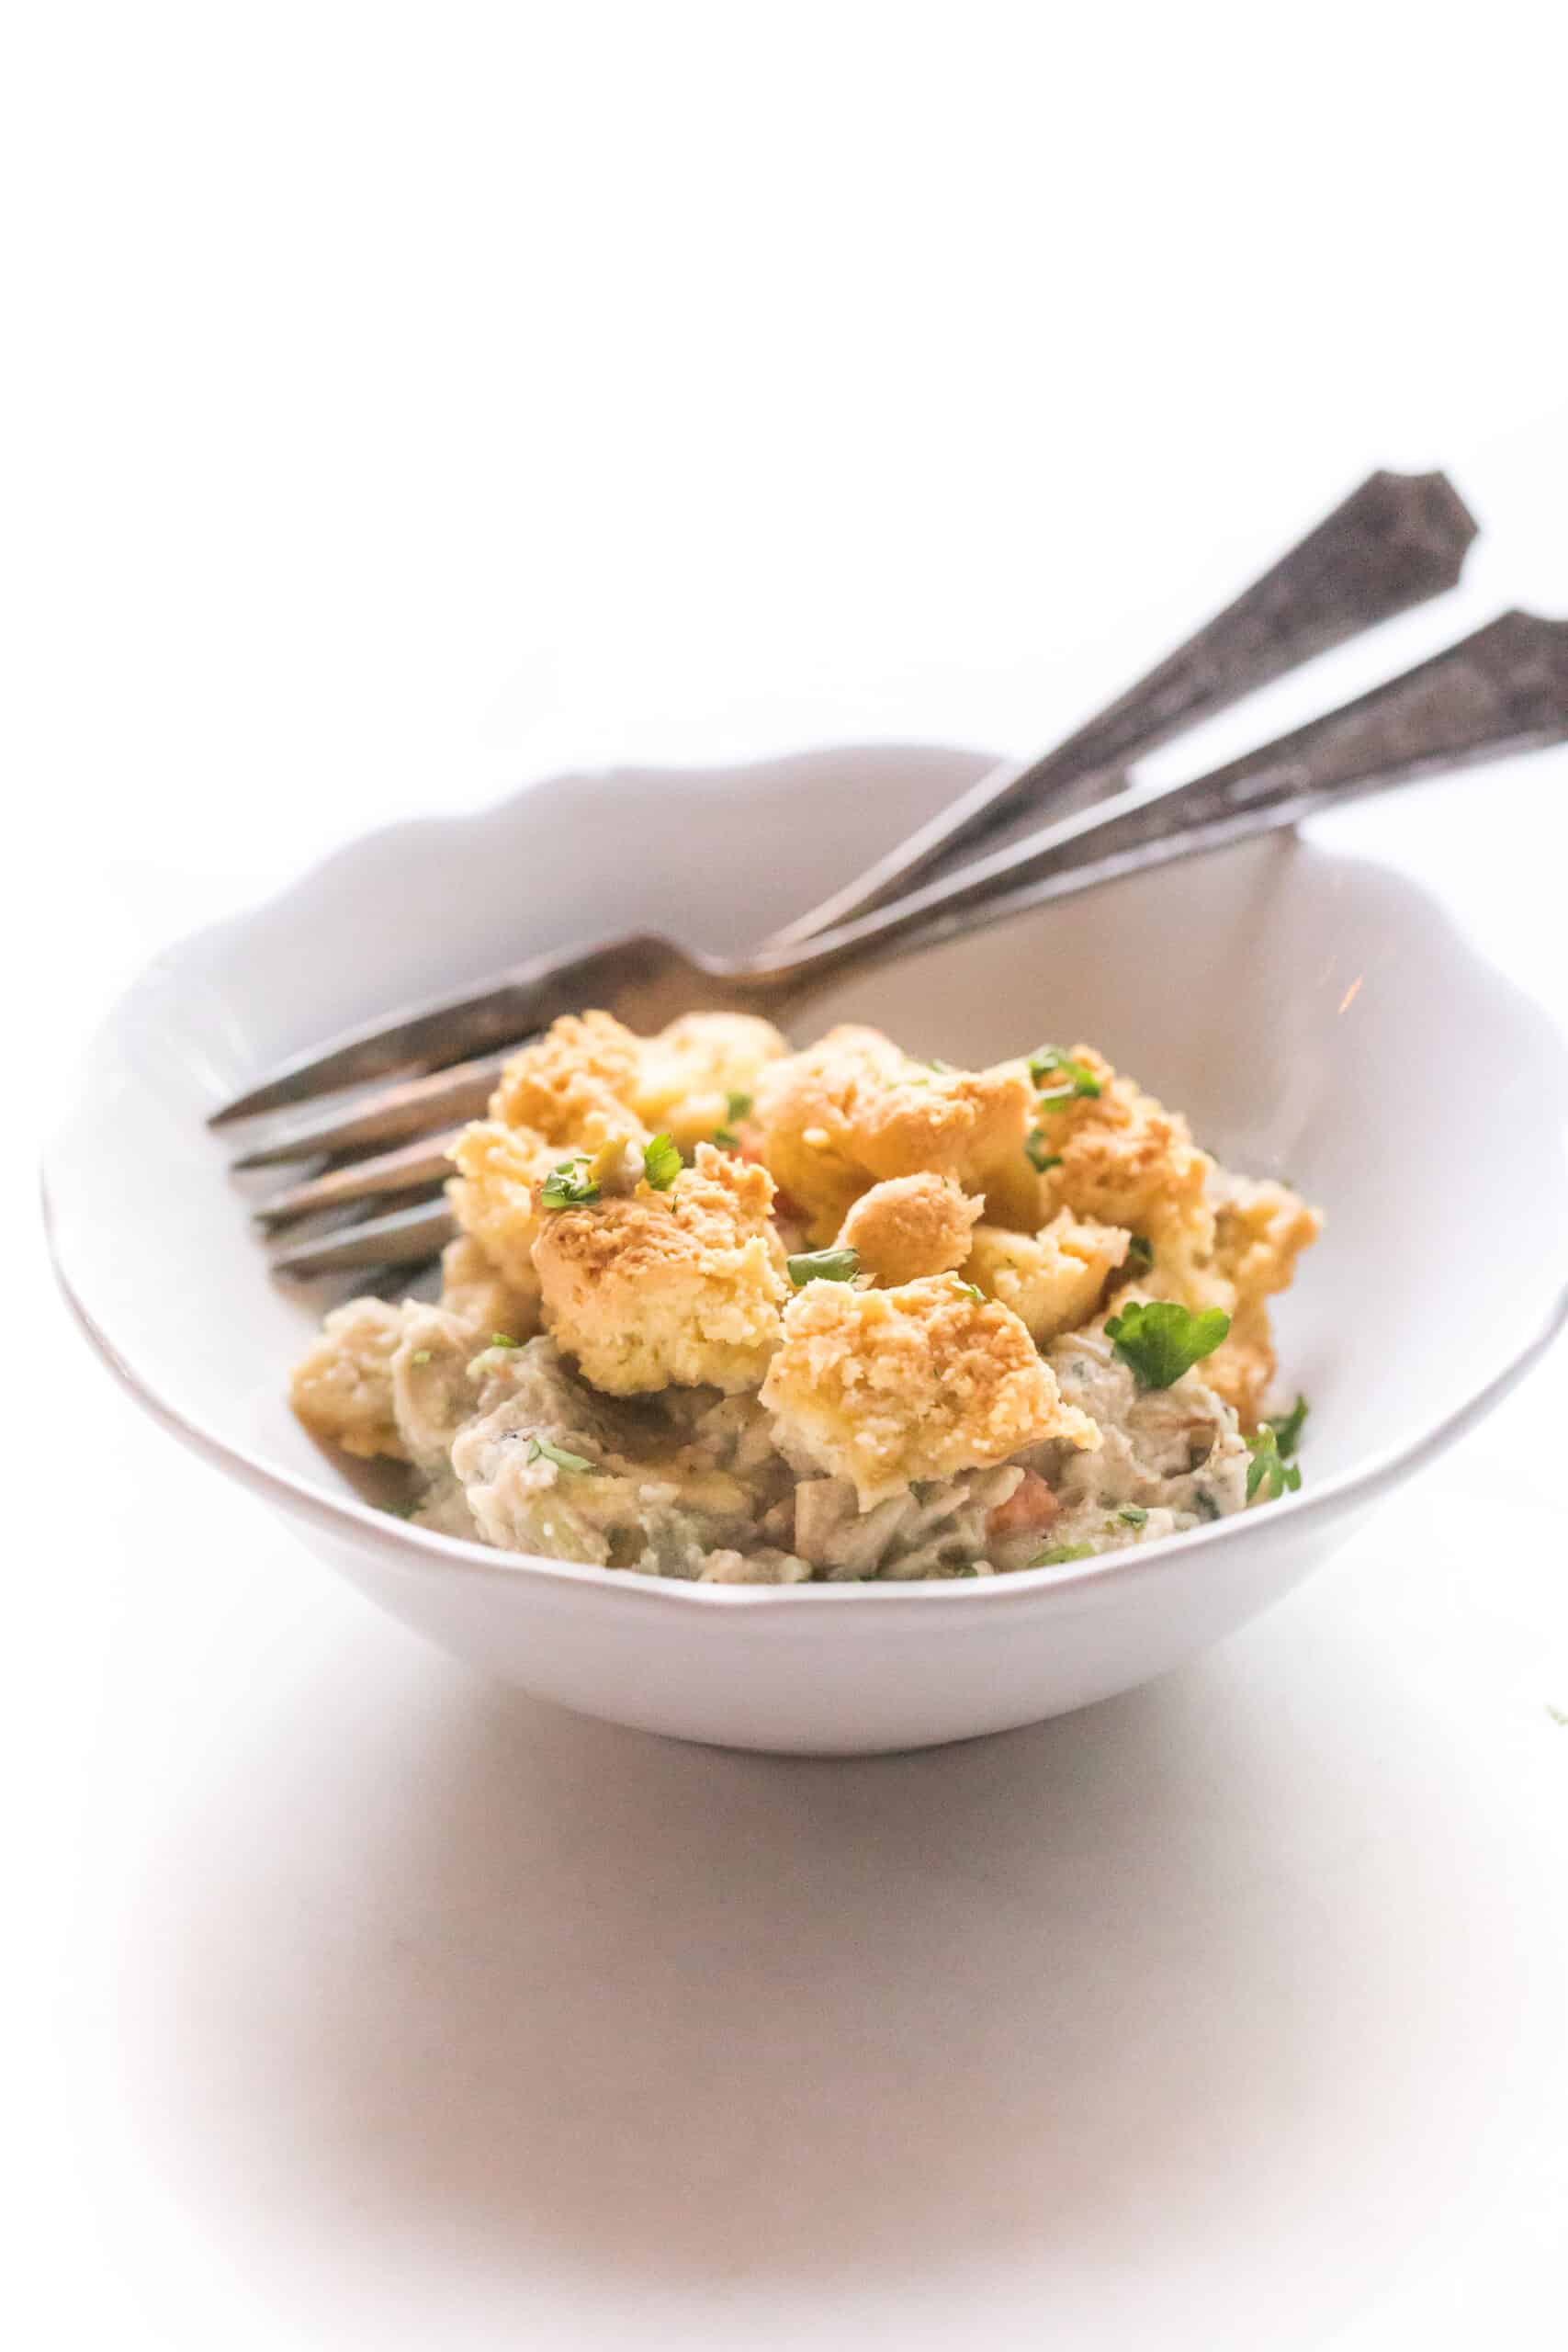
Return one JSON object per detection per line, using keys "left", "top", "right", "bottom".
{"left": 45, "top": 747, "right": 1568, "bottom": 1754}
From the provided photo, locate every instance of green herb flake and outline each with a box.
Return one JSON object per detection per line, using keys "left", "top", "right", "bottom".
{"left": 786, "top": 1247, "right": 861, "bottom": 1287}
{"left": 711, "top": 1126, "right": 740, "bottom": 1150}
{"left": 1246, "top": 1425, "right": 1303, "bottom": 1503}
{"left": 1125, "top": 1234, "right": 1154, "bottom": 1271}
{"left": 725, "top": 1090, "right": 753, "bottom": 1123}
{"left": 919, "top": 1056, "right": 953, "bottom": 1073}
{"left": 955, "top": 1280, "right": 986, "bottom": 1304}
{"left": 1547, "top": 1703, "right": 1568, "bottom": 1727}
{"left": 1024, "top": 1127, "right": 1063, "bottom": 1172}
{"left": 1266, "top": 1393, "right": 1309, "bottom": 1457}
{"left": 526, "top": 1434, "right": 593, "bottom": 1474}
{"left": 1193, "top": 1487, "right": 1221, "bottom": 1521}
{"left": 410, "top": 1349, "right": 432, "bottom": 1366}
{"left": 539, "top": 1156, "right": 601, "bottom": 1209}
{"left": 1027, "top": 1045, "right": 1102, "bottom": 1102}
{"left": 1118, "top": 1505, "right": 1149, "bottom": 1528}
{"left": 1031, "top": 1542, "right": 1096, "bottom": 1566}
{"left": 1106, "top": 1298, "right": 1231, "bottom": 1388}
{"left": 490, "top": 1332, "right": 520, "bottom": 1349}
{"left": 641, "top": 1131, "right": 682, "bottom": 1191}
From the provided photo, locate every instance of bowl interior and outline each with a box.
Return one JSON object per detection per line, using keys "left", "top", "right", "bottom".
{"left": 46, "top": 746, "right": 1568, "bottom": 1540}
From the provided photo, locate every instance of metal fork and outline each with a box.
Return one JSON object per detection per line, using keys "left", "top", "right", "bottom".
{"left": 763, "top": 466, "right": 1482, "bottom": 945}
{"left": 220, "top": 468, "right": 1478, "bottom": 1272}
{"left": 219, "top": 470, "right": 1511, "bottom": 1271}
{"left": 217, "top": 469, "right": 1473, "bottom": 1147}
{"left": 245, "top": 606, "right": 1568, "bottom": 1279}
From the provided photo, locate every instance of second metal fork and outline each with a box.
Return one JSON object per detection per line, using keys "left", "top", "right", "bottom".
{"left": 217, "top": 467, "right": 1475, "bottom": 1140}
{"left": 250, "top": 605, "right": 1568, "bottom": 1278}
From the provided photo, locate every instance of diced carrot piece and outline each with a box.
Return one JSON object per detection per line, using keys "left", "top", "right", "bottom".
{"left": 987, "top": 1468, "right": 1060, "bottom": 1539}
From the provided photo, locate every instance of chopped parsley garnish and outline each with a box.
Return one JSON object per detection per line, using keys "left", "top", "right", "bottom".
{"left": 725, "top": 1090, "right": 753, "bottom": 1122}
{"left": 410, "top": 1349, "right": 432, "bottom": 1366}
{"left": 465, "top": 1334, "right": 521, "bottom": 1377}
{"left": 955, "top": 1280, "right": 986, "bottom": 1304}
{"left": 539, "top": 1156, "right": 601, "bottom": 1209}
{"left": 1125, "top": 1234, "right": 1154, "bottom": 1272}
{"left": 1117, "top": 1505, "right": 1149, "bottom": 1527}
{"left": 1032, "top": 1542, "right": 1096, "bottom": 1566}
{"left": 711, "top": 1126, "right": 739, "bottom": 1149}
{"left": 641, "top": 1131, "right": 682, "bottom": 1191}
{"left": 1266, "top": 1393, "right": 1309, "bottom": 1457}
{"left": 526, "top": 1434, "right": 592, "bottom": 1474}
{"left": 919, "top": 1056, "right": 953, "bottom": 1073}
{"left": 1024, "top": 1127, "right": 1063, "bottom": 1172}
{"left": 1246, "top": 1425, "right": 1303, "bottom": 1502}
{"left": 466, "top": 1331, "right": 522, "bottom": 1375}
{"left": 1027, "top": 1045, "right": 1102, "bottom": 1104}
{"left": 1105, "top": 1298, "right": 1230, "bottom": 1388}
{"left": 786, "top": 1247, "right": 861, "bottom": 1286}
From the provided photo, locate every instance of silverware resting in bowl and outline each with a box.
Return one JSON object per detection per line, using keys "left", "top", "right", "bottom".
{"left": 209, "top": 471, "right": 1568, "bottom": 1281}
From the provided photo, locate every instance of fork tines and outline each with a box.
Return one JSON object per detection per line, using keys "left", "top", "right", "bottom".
{"left": 228, "top": 1052, "right": 508, "bottom": 1171}
{"left": 267, "top": 1199, "right": 458, "bottom": 1280}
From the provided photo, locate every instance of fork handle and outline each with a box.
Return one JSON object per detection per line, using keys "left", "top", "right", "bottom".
{"left": 767, "top": 469, "right": 1479, "bottom": 946}
{"left": 761, "top": 611, "right": 1568, "bottom": 995}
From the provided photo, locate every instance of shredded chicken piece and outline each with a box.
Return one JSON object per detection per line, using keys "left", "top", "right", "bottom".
{"left": 290, "top": 1296, "right": 412, "bottom": 1461}
{"left": 438, "top": 1233, "right": 539, "bottom": 1342}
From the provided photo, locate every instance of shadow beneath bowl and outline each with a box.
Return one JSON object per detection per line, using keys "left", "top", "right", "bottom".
{"left": 127, "top": 1605, "right": 1524, "bottom": 2337}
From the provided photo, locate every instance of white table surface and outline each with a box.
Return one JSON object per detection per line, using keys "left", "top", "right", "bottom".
{"left": 11, "top": 12, "right": 1567, "bottom": 2344}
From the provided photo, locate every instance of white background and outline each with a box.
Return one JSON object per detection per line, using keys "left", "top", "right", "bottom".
{"left": 6, "top": 7, "right": 1567, "bottom": 2346}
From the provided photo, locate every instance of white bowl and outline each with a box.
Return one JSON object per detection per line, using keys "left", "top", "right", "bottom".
{"left": 45, "top": 746, "right": 1568, "bottom": 1754}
